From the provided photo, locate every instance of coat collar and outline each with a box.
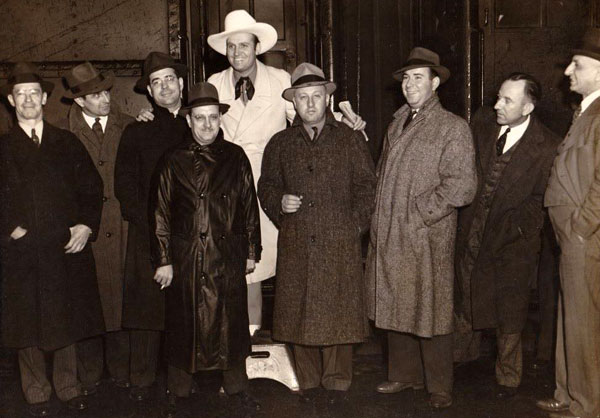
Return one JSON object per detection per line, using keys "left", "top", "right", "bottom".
{"left": 559, "top": 95, "right": 600, "bottom": 152}
{"left": 291, "top": 109, "right": 339, "bottom": 144}
{"left": 182, "top": 129, "right": 227, "bottom": 155}
{"left": 387, "top": 94, "right": 441, "bottom": 141}
{"left": 68, "top": 103, "right": 129, "bottom": 151}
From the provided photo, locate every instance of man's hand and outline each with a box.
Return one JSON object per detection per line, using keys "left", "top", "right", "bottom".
{"left": 136, "top": 107, "right": 155, "bottom": 122}
{"left": 154, "top": 265, "right": 174, "bottom": 289}
{"left": 342, "top": 115, "right": 367, "bottom": 131}
{"left": 246, "top": 259, "right": 256, "bottom": 274}
{"left": 64, "top": 224, "right": 92, "bottom": 254}
{"left": 282, "top": 194, "right": 303, "bottom": 214}
{"left": 10, "top": 226, "right": 27, "bottom": 240}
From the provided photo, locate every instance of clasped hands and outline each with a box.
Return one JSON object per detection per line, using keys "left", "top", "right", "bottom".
{"left": 10, "top": 224, "right": 91, "bottom": 254}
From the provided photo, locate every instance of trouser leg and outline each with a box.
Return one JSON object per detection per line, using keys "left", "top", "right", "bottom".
{"left": 321, "top": 344, "right": 353, "bottom": 391}
{"left": 167, "top": 365, "right": 193, "bottom": 398}
{"left": 293, "top": 344, "right": 322, "bottom": 390}
{"left": 129, "top": 329, "right": 160, "bottom": 387}
{"left": 387, "top": 331, "right": 424, "bottom": 384}
{"left": 420, "top": 333, "right": 453, "bottom": 394}
{"left": 222, "top": 358, "right": 249, "bottom": 395}
{"left": 536, "top": 224, "right": 559, "bottom": 362}
{"left": 76, "top": 335, "right": 104, "bottom": 387}
{"left": 495, "top": 330, "right": 522, "bottom": 387}
{"left": 105, "top": 330, "right": 130, "bottom": 382}
{"left": 52, "top": 344, "right": 80, "bottom": 401}
{"left": 247, "top": 282, "right": 262, "bottom": 333}
{"left": 18, "top": 346, "right": 52, "bottom": 404}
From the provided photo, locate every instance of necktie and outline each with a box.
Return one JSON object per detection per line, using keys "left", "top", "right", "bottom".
{"left": 496, "top": 127, "right": 511, "bottom": 156}
{"left": 92, "top": 117, "right": 104, "bottom": 141}
{"left": 312, "top": 127, "right": 318, "bottom": 141}
{"left": 235, "top": 77, "right": 255, "bottom": 104}
{"left": 572, "top": 105, "right": 582, "bottom": 124}
{"left": 403, "top": 110, "right": 417, "bottom": 131}
{"left": 31, "top": 128, "right": 40, "bottom": 147}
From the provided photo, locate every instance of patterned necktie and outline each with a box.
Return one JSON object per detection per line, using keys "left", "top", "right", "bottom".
{"left": 235, "top": 77, "right": 255, "bottom": 104}
{"left": 31, "top": 128, "right": 40, "bottom": 147}
{"left": 92, "top": 117, "right": 104, "bottom": 141}
{"left": 312, "top": 127, "right": 318, "bottom": 141}
{"left": 496, "top": 127, "right": 511, "bottom": 156}
{"left": 403, "top": 110, "right": 417, "bottom": 131}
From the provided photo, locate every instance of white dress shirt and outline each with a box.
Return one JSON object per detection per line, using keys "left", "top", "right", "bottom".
{"left": 498, "top": 115, "right": 530, "bottom": 154}
{"left": 82, "top": 112, "right": 108, "bottom": 133}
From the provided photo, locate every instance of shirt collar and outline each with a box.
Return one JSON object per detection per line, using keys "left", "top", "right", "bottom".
{"left": 303, "top": 118, "right": 326, "bottom": 139}
{"left": 233, "top": 64, "right": 258, "bottom": 85}
{"left": 580, "top": 88, "right": 600, "bottom": 114}
{"left": 18, "top": 119, "right": 44, "bottom": 142}
{"left": 499, "top": 115, "right": 530, "bottom": 138}
{"left": 81, "top": 112, "right": 108, "bottom": 132}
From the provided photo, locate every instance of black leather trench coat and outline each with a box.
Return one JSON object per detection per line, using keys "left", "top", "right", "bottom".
{"left": 151, "top": 132, "right": 261, "bottom": 373}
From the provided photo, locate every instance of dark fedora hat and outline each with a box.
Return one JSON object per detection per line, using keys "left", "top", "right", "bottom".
{"left": 135, "top": 51, "right": 187, "bottom": 91}
{"left": 63, "top": 62, "right": 114, "bottom": 99}
{"left": 282, "top": 62, "right": 336, "bottom": 102}
{"left": 0, "top": 62, "right": 54, "bottom": 96}
{"left": 392, "top": 47, "right": 450, "bottom": 84}
{"left": 182, "top": 82, "right": 229, "bottom": 114}
{"left": 573, "top": 28, "right": 600, "bottom": 62}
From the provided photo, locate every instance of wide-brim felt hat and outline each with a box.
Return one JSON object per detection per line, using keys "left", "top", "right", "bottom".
{"left": 135, "top": 51, "right": 187, "bottom": 91}
{"left": 63, "top": 61, "right": 114, "bottom": 99}
{"left": 207, "top": 9, "right": 278, "bottom": 56}
{"left": 282, "top": 62, "right": 336, "bottom": 102}
{"left": 0, "top": 62, "right": 54, "bottom": 96}
{"left": 181, "top": 82, "right": 229, "bottom": 114}
{"left": 573, "top": 28, "right": 600, "bottom": 62}
{"left": 392, "top": 47, "right": 450, "bottom": 84}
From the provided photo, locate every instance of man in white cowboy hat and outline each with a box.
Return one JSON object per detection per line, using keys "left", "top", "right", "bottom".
{"left": 537, "top": 28, "right": 600, "bottom": 418}
{"left": 206, "top": 9, "right": 366, "bottom": 336}
{"left": 365, "top": 47, "right": 476, "bottom": 409}
{"left": 62, "top": 62, "right": 134, "bottom": 396}
{"left": 258, "top": 62, "right": 376, "bottom": 404}
{"left": 0, "top": 62, "right": 105, "bottom": 416}
{"left": 114, "top": 51, "right": 189, "bottom": 402}
{"left": 152, "top": 81, "right": 262, "bottom": 418}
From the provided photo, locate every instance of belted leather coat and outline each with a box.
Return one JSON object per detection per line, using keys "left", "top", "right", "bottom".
{"left": 151, "top": 132, "right": 261, "bottom": 372}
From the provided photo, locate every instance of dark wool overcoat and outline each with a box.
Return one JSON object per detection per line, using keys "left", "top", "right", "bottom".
{"left": 114, "top": 104, "right": 188, "bottom": 330}
{"left": 66, "top": 104, "right": 134, "bottom": 331}
{"left": 151, "top": 133, "right": 261, "bottom": 372}
{"left": 258, "top": 111, "right": 376, "bottom": 346}
{"left": 0, "top": 122, "right": 105, "bottom": 350}
{"left": 455, "top": 108, "right": 560, "bottom": 332}
{"left": 366, "top": 95, "right": 477, "bottom": 338}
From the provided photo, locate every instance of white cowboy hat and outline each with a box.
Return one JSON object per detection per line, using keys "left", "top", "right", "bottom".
{"left": 207, "top": 10, "right": 278, "bottom": 56}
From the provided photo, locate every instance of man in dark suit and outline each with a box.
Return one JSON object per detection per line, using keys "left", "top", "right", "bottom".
{"left": 455, "top": 73, "right": 560, "bottom": 398}
{"left": 0, "top": 62, "right": 105, "bottom": 417}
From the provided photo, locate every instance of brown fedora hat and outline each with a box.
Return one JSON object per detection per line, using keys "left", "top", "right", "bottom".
{"left": 392, "top": 47, "right": 450, "bottom": 84}
{"left": 573, "top": 28, "right": 600, "bottom": 62}
{"left": 182, "top": 82, "right": 229, "bottom": 114}
{"left": 0, "top": 62, "right": 54, "bottom": 96}
{"left": 135, "top": 51, "right": 187, "bottom": 91}
{"left": 282, "top": 62, "right": 336, "bottom": 102}
{"left": 63, "top": 62, "right": 114, "bottom": 99}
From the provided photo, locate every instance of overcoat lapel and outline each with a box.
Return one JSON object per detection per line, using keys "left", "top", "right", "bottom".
{"left": 69, "top": 107, "right": 102, "bottom": 153}
{"left": 234, "top": 61, "right": 273, "bottom": 138}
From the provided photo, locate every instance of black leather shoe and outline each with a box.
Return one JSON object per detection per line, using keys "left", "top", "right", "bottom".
{"left": 536, "top": 398, "right": 570, "bottom": 412}
{"left": 326, "top": 390, "right": 348, "bottom": 405}
{"left": 376, "top": 381, "right": 424, "bottom": 394}
{"left": 233, "top": 391, "right": 261, "bottom": 411}
{"left": 66, "top": 396, "right": 88, "bottom": 411}
{"left": 27, "top": 401, "right": 55, "bottom": 417}
{"left": 496, "top": 385, "right": 518, "bottom": 399}
{"left": 129, "top": 386, "right": 150, "bottom": 402}
{"left": 429, "top": 392, "right": 452, "bottom": 409}
{"left": 299, "top": 387, "right": 321, "bottom": 404}
{"left": 548, "top": 411, "right": 582, "bottom": 418}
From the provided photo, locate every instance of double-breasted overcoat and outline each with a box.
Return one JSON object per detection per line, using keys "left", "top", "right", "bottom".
{"left": 114, "top": 104, "right": 188, "bottom": 330}
{"left": 258, "top": 111, "right": 377, "bottom": 346}
{"left": 151, "top": 133, "right": 261, "bottom": 372}
{"left": 66, "top": 104, "right": 133, "bottom": 331}
{"left": 366, "top": 95, "right": 477, "bottom": 338}
{"left": 0, "top": 122, "right": 105, "bottom": 350}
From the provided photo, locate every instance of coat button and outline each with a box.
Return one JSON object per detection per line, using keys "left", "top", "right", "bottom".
{"left": 308, "top": 201, "right": 314, "bottom": 208}
{"left": 199, "top": 193, "right": 205, "bottom": 199}
{"left": 220, "top": 234, "right": 226, "bottom": 240}
{"left": 310, "top": 235, "right": 316, "bottom": 243}
{"left": 105, "top": 232, "right": 112, "bottom": 238}
{"left": 308, "top": 165, "right": 313, "bottom": 172}
{"left": 98, "top": 160, "right": 104, "bottom": 166}
{"left": 200, "top": 232, "right": 207, "bottom": 239}
{"left": 221, "top": 193, "right": 227, "bottom": 198}
{"left": 102, "top": 196, "right": 108, "bottom": 202}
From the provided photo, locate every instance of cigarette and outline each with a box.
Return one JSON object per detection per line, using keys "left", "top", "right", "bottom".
{"left": 160, "top": 284, "right": 166, "bottom": 290}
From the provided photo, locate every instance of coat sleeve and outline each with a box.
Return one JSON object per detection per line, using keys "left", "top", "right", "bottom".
{"left": 257, "top": 134, "right": 285, "bottom": 227}
{"left": 151, "top": 156, "right": 173, "bottom": 267}
{"left": 239, "top": 151, "right": 262, "bottom": 261}
{"left": 571, "top": 122, "right": 600, "bottom": 238}
{"left": 415, "top": 120, "right": 477, "bottom": 226}
{"left": 350, "top": 130, "right": 377, "bottom": 232}
{"left": 70, "top": 133, "right": 104, "bottom": 241}
{"left": 114, "top": 124, "right": 141, "bottom": 225}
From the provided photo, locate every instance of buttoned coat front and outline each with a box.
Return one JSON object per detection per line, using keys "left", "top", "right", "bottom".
{"left": 208, "top": 61, "right": 295, "bottom": 283}
{"left": 366, "top": 95, "right": 477, "bottom": 338}
{"left": 455, "top": 108, "right": 561, "bottom": 332}
{"left": 0, "top": 122, "right": 105, "bottom": 350}
{"left": 66, "top": 104, "right": 133, "bottom": 331}
{"left": 258, "top": 112, "right": 376, "bottom": 345}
